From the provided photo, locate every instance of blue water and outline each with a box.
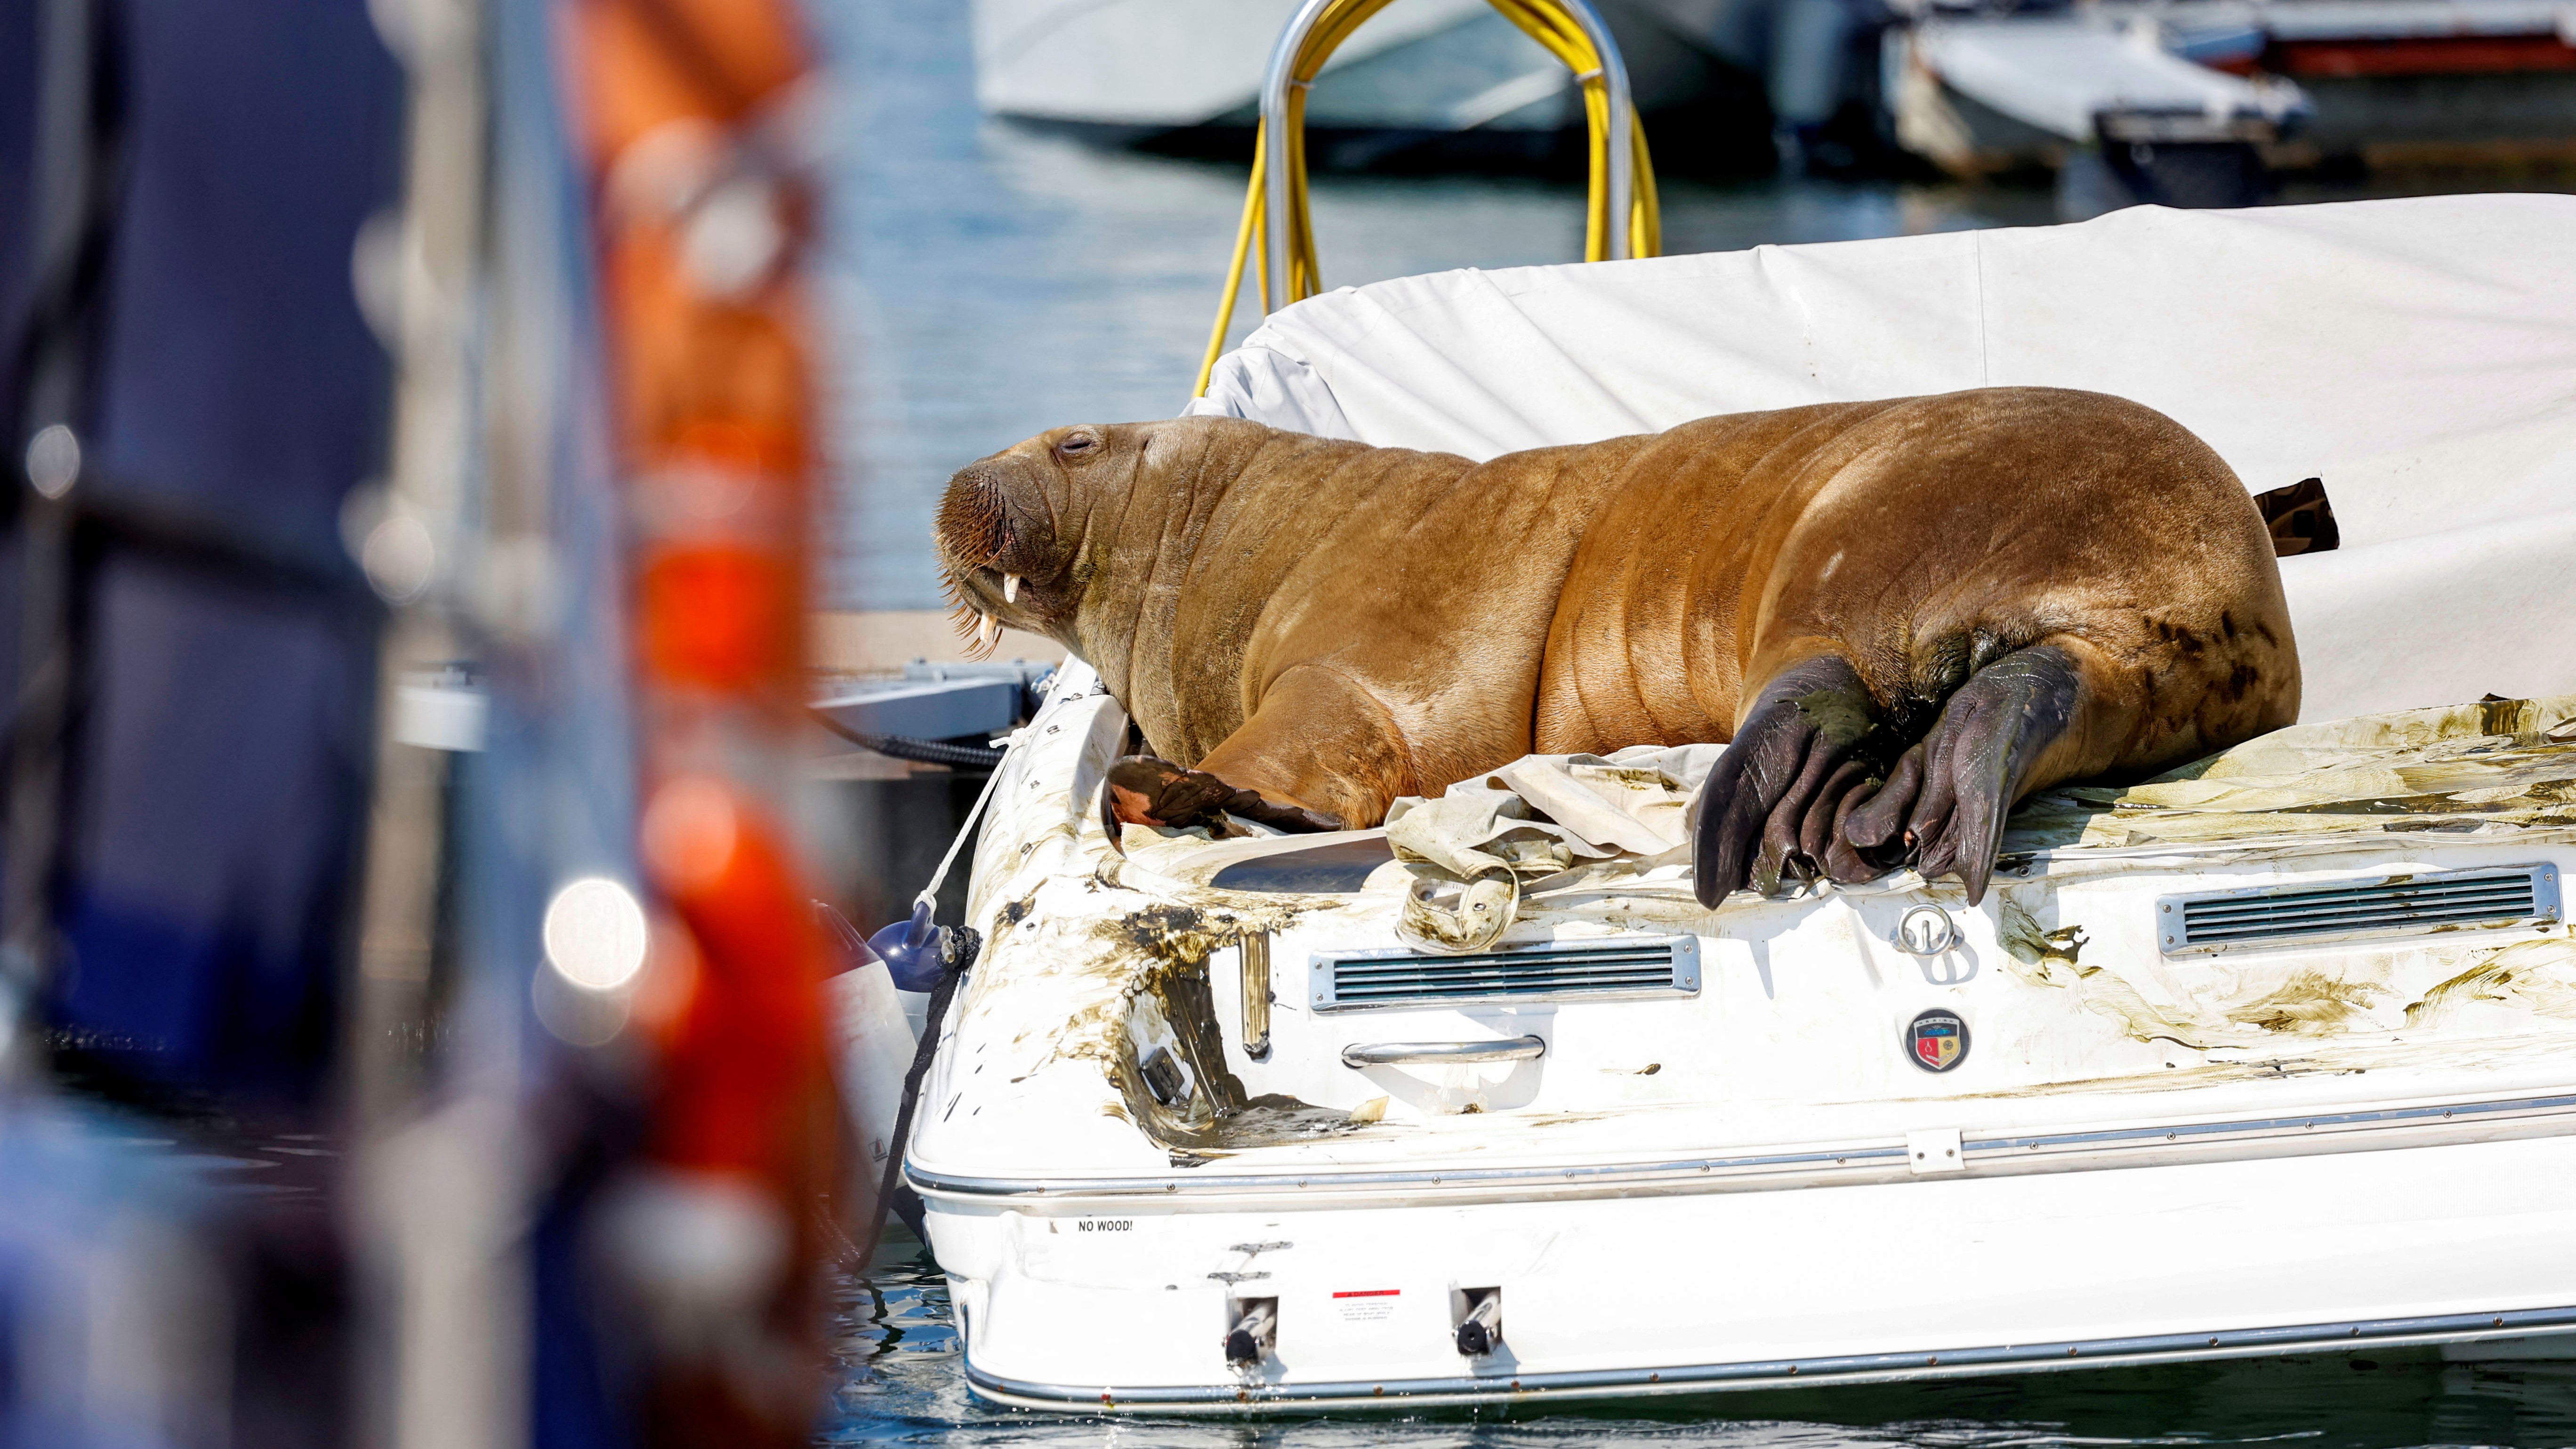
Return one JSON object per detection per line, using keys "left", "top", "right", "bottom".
{"left": 811, "top": 0, "right": 2555, "bottom": 614}
{"left": 810, "top": 0, "right": 2062, "bottom": 614}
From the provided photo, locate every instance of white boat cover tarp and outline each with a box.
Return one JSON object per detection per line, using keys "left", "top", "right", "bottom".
{"left": 1186, "top": 194, "right": 2576, "bottom": 724}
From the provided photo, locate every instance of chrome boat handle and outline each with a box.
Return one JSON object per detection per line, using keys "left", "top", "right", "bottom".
{"left": 1340, "top": 1035, "right": 1546, "bottom": 1068}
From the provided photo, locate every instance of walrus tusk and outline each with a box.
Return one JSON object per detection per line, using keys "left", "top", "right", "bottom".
{"left": 1004, "top": 573, "right": 1021, "bottom": 604}
{"left": 975, "top": 613, "right": 998, "bottom": 650}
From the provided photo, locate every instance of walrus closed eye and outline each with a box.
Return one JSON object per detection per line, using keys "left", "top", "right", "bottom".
{"left": 934, "top": 390, "right": 2300, "bottom": 908}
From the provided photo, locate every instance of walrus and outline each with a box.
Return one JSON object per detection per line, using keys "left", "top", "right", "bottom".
{"left": 934, "top": 388, "right": 2299, "bottom": 907}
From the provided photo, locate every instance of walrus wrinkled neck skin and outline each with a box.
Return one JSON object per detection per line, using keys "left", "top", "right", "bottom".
{"left": 1057, "top": 419, "right": 1380, "bottom": 758}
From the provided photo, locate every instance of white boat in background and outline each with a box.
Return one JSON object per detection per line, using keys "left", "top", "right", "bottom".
{"left": 1885, "top": 0, "right": 2576, "bottom": 212}
{"left": 972, "top": 0, "right": 1728, "bottom": 161}
{"left": 974, "top": 0, "right": 1483, "bottom": 130}
{"left": 908, "top": 194, "right": 2576, "bottom": 1409}
{"left": 1890, "top": 13, "right": 2308, "bottom": 200}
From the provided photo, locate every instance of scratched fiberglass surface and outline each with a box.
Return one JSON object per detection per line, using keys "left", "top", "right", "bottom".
{"left": 822, "top": 1234, "right": 2576, "bottom": 1447}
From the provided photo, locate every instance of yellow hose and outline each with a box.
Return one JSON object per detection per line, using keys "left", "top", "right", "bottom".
{"left": 1192, "top": 0, "right": 1660, "bottom": 398}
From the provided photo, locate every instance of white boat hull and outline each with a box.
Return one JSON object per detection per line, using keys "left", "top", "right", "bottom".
{"left": 906, "top": 670, "right": 2576, "bottom": 1411}
{"left": 931, "top": 1131, "right": 2576, "bottom": 1409}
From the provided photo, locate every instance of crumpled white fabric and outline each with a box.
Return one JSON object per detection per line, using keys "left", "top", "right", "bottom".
{"left": 1383, "top": 742, "right": 1730, "bottom": 877}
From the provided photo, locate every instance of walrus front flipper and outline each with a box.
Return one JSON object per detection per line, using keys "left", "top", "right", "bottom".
{"left": 1690, "top": 656, "right": 1881, "bottom": 907}
{"left": 1105, "top": 756, "right": 1343, "bottom": 837}
{"left": 1841, "top": 644, "right": 2085, "bottom": 906}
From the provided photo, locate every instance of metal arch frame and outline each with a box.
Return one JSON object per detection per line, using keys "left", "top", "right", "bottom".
{"left": 1256, "top": 0, "right": 1636, "bottom": 314}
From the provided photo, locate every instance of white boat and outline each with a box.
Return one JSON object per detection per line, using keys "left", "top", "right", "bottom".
{"left": 1885, "top": 0, "right": 2576, "bottom": 210}
{"left": 907, "top": 193, "right": 2576, "bottom": 1410}
{"left": 972, "top": 0, "right": 1721, "bottom": 155}
{"left": 1891, "top": 14, "right": 2309, "bottom": 165}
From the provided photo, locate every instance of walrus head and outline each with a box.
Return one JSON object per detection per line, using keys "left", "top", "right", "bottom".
{"left": 934, "top": 423, "right": 1131, "bottom": 659}
{"left": 937, "top": 418, "right": 1278, "bottom": 662}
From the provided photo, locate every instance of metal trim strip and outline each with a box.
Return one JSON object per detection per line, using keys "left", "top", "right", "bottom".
{"left": 963, "top": 1304, "right": 2576, "bottom": 1411}
{"left": 1976, "top": 1090, "right": 2576, "bottom": 1153}
{"left": 907, "top": 1090, "right": 2576, "bottom": 1201}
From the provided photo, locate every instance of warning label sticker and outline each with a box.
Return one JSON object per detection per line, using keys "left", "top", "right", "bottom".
{"left": 1333, "top": 1289, "right": 1400, "bottom": 1323}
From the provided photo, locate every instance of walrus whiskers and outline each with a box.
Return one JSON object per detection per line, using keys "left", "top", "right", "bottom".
{"left": 934, "top": 473, "right": 1011, "bottom": 572}
{"left": 934, "top": 467, "right": 1021, "bottom": 661}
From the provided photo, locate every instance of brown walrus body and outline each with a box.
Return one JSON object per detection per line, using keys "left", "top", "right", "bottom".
{"left": 936, "top": 387, "right": 2299, "bottom": 905}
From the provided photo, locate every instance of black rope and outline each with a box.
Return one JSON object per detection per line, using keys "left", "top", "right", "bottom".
{"left": 859, "top": 939, "right": 972, "bottom": 1268}
{"left": 809, "top": 710, "right": 1005, "bottom": 770}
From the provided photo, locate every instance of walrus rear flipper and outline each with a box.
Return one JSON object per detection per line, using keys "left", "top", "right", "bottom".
{"left": 1690, "top": 657, "right": 1880, "bottom": 907}
{"left": 1693, "top": 645, "right": 2092, "bottom": 908}
{"left": 1839, "top": 644, "right": 2086, "bottom": 906}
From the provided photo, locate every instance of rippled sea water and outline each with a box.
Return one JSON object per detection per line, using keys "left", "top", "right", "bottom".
{"left": 810, "top": 1, "right": 2576, "bottom": 1441}
{"left": 809, "top": 0, "right": 2572, "bottom": 616}
{"left": 811, "top": 0, "right": 2070, "bottom": 613}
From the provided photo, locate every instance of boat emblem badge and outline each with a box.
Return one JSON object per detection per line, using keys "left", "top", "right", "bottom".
{"left": 1905, "top": 1009, "right": 1970, "bottom": 1073}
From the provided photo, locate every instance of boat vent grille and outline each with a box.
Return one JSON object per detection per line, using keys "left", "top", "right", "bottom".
{"left": 2159, "top": 863, "right": 2560, "bottom": 955}
{"left": 1312, "top": 936, "right": 1699, "bottom": 1010}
